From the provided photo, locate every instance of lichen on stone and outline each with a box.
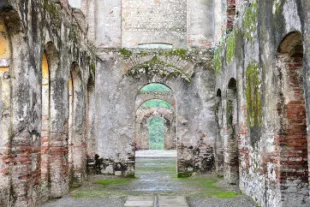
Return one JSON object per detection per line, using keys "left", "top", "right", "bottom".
{"left": 226, "top": 32, "right": 235, "bottom": 64}
{"left": 159, "top": 49, "right": 187, "bottom": 59}
{"left": 243, "top": 2, "right": 258, "bottom": 42}
{"left": 43, "top": 0, "right": 62, "bottom": 28}
{"left": 126, "top": 55, "right": 192, "bottom": 82}
{"left": 245, "top": 61, "right": 262, "bottom": 127}
{"left": 213, "top": 46, "right": 223, "bottom": 75}
{"left": 120, "top": 48, "right": 133, "bottom": 58}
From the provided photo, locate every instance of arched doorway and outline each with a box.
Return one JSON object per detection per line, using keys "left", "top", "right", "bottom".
{"left": 134, "top": 83, "right": 177, "bottom": 180}
{"left": 224, "top": 78, "right": 239, "bottom": 184}
{"left": 135, "top": 99, "right": 175, "bottom": 151}
{"left": 275, "top": 32, "right": 308, "bottom": 205}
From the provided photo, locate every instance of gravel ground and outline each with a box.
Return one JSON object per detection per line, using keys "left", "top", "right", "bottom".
{"left": 42, "top": 157, "right": 257, "bottom": 207}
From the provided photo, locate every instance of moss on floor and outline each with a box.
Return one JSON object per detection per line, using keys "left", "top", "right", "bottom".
{"left": 71, "top": 158, "right": 240, "bottom": 200}
{"left": 178, "top": 177, "right": 239, "bottom": 199}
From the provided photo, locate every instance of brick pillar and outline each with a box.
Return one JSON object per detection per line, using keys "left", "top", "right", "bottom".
{"left": 226, "top": 0, "right": 236, "bottom": 32}
{"left": 278, "top": 55, "right": 309, "bottom": 205}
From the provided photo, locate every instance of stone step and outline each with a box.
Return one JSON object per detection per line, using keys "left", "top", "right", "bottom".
{"left": 124, "top": 196, "right": 154, "bottom": 207}
{"left": 158, "top": 196, "right": 188, "bottom": 207}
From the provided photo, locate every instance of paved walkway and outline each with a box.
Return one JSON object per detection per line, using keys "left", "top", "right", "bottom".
{"left": 42, "top": 157, "right": 257, "bottom": 207}
{"left": 124, "top": 196, "right": 189, "bottom": 207}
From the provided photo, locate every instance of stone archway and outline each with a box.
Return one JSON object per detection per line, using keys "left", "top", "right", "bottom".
{"left": 275, "top": 32, "right": 308, "bottom": 206}
{"left": 135, "top": 106, "right": 175, "bottom": 150}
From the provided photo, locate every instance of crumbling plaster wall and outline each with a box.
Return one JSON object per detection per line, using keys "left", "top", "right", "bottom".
{"left": 95, "top": 49, "right": 216, "bottom": 177}
{"left": 95, "top": 0, "right": 215, "bottom": 48}
{"left": 0, "top": 0, "right": 95, "bottom": 206}
{"left": 214, "top": 0, "right": 309, "bottom": 206}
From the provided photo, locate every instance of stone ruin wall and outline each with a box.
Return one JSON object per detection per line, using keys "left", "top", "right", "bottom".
{"left": 1, "top": 0, "right": 310, "bottom": 207}
{"left": 0, "top": 0, "right": 95, "bottom": 206}
{"left": 95, "top": 49, "right": 217, "bottom": 177}
{"left": 214, "top": 0, "right": 310, "bottom": 206}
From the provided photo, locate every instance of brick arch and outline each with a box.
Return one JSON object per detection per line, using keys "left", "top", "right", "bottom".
{"left": 136, "top": 82, "right": 176, "bottom": 110}
{"left": 275, "top": 31, "right": 308, "bottom": 205}
{"left": 135, "top": 107, "right": 176, "bottom": 150}
{"left": 123, "top": 53, "right": 195, "bottom": 82}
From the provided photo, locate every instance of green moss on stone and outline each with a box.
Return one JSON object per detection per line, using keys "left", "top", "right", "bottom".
{"left": 160, "top": 49, "right": 187, "bottom": 59}
{"left": 214, "top": 46, "right": 222, "bottom": 75}
{"left": 69, "top": 24, "right": 79, "bottom": 43}
{"left": 246, "top": 62, "right": 262, "bottom": 127}
{"left": 177, "top": 171, "right": 192, "bottom": 178}
{"left": 120, "top": 48, "right": 133, "bottom": 58}
{"left": 126, "top": 55, "right": 192, "bottom": 82}
{"left": 243, "top": 2, "right": 258, "bottom": 42}
{"left": 43, "top": 0, "right": 62, "bottom": 28}
{"left": 226, "top": 32, "right": 235, "bottom": 64}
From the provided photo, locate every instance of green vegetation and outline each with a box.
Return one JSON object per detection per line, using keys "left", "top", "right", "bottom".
{"left": 140, "top": 83, "right": 171, "bottom": 92}
{"left": 177, "top": 171, "right": 193, "bottom": 178}
{"left": 149, "top": 117, "right": 165, "bottom": 150}
{"left": 246, "top": 62, "right": 262, "bottom": 127}
{"left": 178, "top": 177, "right": 239, "bottom": 198}
{"left": 243, "top": 2, "right": 258, "bottom": 42}
{"left": 120, "top": 48, "right": 133, "bottom": 58}
{"left": 226, "top": 32, "right": 235, "bottom": 64}
{"left": 43, "top": 0, "right": 62, "bottom": 27}
{"left": 127, "top": 55, "right": 192, "bottom": 82}
{"left": 159, "top": 49, "right": 187, "bottom": 59}
{"left": 214, "top": 46, "right": 222, "bottom": 75}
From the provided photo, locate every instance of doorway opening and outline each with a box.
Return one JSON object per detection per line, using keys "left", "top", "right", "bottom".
{"left": 134, "top": 83, "right": 177, "bottom": 192}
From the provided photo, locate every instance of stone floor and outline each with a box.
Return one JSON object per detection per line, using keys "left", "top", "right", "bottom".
{"left": 135, "top": 150, "right": 177, "bottom": 158}
{"left": 42, "top": 151, "right": 257, "bottom": 207}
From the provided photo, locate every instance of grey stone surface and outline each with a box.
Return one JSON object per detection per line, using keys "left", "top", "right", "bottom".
{"left": 124, "top": 196, "right": 154, "bottom": 207}
{"left": 158, "top": 196, "right": 188, "bottom": 207}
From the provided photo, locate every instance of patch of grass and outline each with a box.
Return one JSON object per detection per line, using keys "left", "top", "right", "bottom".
{"left": 179, "top": 177, "right": 239, "bottom": 198}
{"left": 216, "top": 192, "right": 239, "bottom": 198}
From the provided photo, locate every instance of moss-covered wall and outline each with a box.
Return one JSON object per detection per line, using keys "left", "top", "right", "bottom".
{"left": 213, "top": 0, "right": 309, "bottom": 206}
